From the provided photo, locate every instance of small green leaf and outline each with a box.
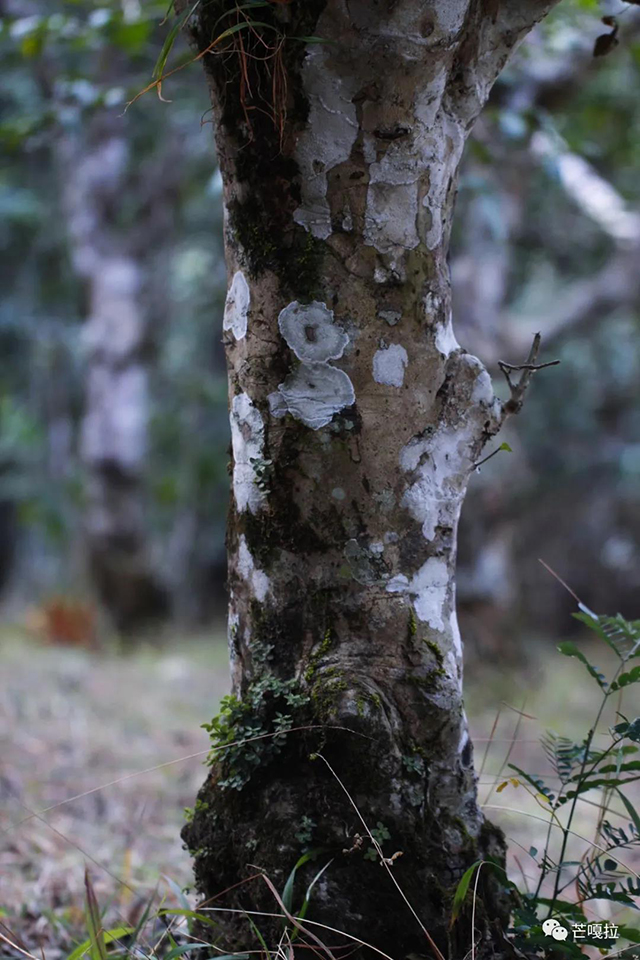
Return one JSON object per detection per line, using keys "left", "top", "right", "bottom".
{"left": 153, "top": 1, "right": 200, "bottom": 80}
{"left": 559, "top": 775, "right": 640, "bottom": 803}
{"left": 611, "top": 665, "right": 640, "bottom": 691}
{"left": 164, "top": 945, "right": 214, "bottom": 960}
{"left": 163, "top": 875, "right": 191, "bottom": 911}
{"left": 499, "top": 442, "right": 513, "bottom": 452}
{"left": 451, "top": 861, "right": 482, "bottom": 926}
{"left": 531, "top": 897, "right": 586, "bottom": 918}
{"left": 281, "top": 848, "right": 324, "bottom": 914}
{"left": 67, "top": 928, "right": 133, "bottom": 960}
{"left": 508, "top": 764, "right": 555, "bottom": 803}
{"left": 84, "top": 870, "right": 107, "bottom": 960}
{"left": 158, "top": 909, "right": 218, "bottom": 930}
{"left": 290, "top": 858, "right": 333, "bottom": 942}
{"left": 614, "top": 718, "right": 640, "bottom": 743}
{"left": 557, "top": 641, "right": 608, "bottom": 690}
{"left": 617, "top": 788, "right": 640, "bottom": 835}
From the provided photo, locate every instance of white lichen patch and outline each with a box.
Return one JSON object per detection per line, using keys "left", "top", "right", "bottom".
{"left": 471, "top": 367, "right": 494, "bottom": 405}
{"left": 434, "top": 318, "right": 459, "bottom": 357}
{"left": 293, "top": 46, "right": 359, "bottom": 238}
{"left": 373, "top": 343, "right": 408, "bottom": 388}
{"left": 278, "top": 301, "right": 348, "bottom": 363}
{"left": 332, "top": 487, "right": 346, "bottom": 501}
{"left": 223, "top": 271, "right": 250, "bottom": 340}
{"left": 379, "top": 310, "right": 401, "bottom": 326}
{"left": 420, "top": 112, "right": 465, "bottom": 250}
{"left": 229, "top": 393, "right": 266, "bottom": 514}
{"left": 399, "top": 358, "right": 497, "bottom": 541}
{"left": 237, "top": 535, "right": 270, "bottom": 602}
{"left": 386, "top": 557, "right": 448, "bottom": 630}
{"left": 399, "top": 426, "right": 469, "bottom": 541}
{"left": 364, "top": 168, "right": 420, "bottom": 256}
{"left": 277, "top": 362, "right": 355, "bottom": 430}
{"left": 450, "top": 609, "right": 463, "bottom": 660}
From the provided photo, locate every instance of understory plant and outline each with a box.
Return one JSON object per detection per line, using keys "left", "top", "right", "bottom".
{"left": 460, "top": 608, "right": 640, "bottom": 958}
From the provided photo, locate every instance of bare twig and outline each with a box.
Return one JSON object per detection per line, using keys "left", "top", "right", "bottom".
{"left": 499, "top": 332, "right": 560, "bottom": 417}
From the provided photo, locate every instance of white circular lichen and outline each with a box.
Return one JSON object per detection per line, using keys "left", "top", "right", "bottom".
{"left": 277, "top": 362, "right": 355, "bottom": 430}
{"left": 223, "top": 271, "right": 250, "bottom": 340}
{"left": 278, "top": 301, "right": 349, "bottom": 363}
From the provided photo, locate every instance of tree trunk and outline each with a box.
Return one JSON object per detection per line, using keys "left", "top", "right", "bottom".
{"left": 61, "top": 120, "right": 169, "bottom": 632}
{"left": 182, "top": 2, "right": 559, "bottom": 956}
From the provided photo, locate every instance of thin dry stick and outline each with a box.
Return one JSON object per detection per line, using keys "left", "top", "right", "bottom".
{"left": 499, "top": 332, "right": 560, "bottom": 417}
{"left": 483, "top": 697, "right": 529, "bottom": 806}
{"left": 478, "top": 704, "right": 502, "bottom": 783}
{"left": 0, "top": 931, "right": 40, "bottom": 960}
{"left": 482, "top": 804, "right": 640, "bottom": 879}
{"left": 538, "top": 558, "right": 584, "bottom": 605}
{"left": 479, "top": 787, "right": 631, "bottom": 822}
{"left": 470, "top": 861, "right": 486, "bottom": 960}
{"left": 512, "top": 854, "right": 532, "bottom": 895}
{"left": 313, "top": 753, "right": 446, "bottom": 960}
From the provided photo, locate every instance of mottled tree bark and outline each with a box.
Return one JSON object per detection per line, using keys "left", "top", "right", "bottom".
{"left": 183, "top": 2, "right": 560, "bottom": 957}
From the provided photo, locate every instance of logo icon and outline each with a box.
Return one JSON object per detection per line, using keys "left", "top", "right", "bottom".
{"left": 542, "top": 919, "right": 569, "bottom": 941}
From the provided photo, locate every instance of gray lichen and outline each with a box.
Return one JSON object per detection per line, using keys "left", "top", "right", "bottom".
{"left": 373, "top": 343, "right": 408, "bottom": 388}
{"left": 278, "top": 301, "right": 349, "bottom": 363}
{"left": 223, "top": 271, "right": 250, "bottom": 340}
{"left": 277, "top": 362, "right": 355, "bottom": 430}
{"left": 229, "top": 393, "right": 266, "bottom": 513}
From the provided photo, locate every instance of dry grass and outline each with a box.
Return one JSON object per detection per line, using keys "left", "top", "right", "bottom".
{"left": 1, "top": 626, "right": 638, "bottom": 956}
{"left": 0, "top": 627, "right": 229, "bottom": 954}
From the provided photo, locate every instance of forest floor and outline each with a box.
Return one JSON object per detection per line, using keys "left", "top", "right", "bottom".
{"left": 1, "top": 625, "right": 638, "bottom": 956}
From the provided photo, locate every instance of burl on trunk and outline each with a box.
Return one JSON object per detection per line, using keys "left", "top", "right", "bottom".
{"left": 181, "top": 2, "right": 559, "bottom": 956}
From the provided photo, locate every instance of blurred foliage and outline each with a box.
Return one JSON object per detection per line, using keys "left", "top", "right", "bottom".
{"left": 0, "top": 0, "right": 639, "bottom": 631}
{"left": 0, "top": 0, "right": 228, "bottom": 612}
{"left": 454, "top": 0, "right": 640, "bottom": 640}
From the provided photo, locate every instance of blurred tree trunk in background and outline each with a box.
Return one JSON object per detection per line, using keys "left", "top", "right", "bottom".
{"left": 181, "top": 1, "right": 561, "bottom": 955}
{"left": 451, "top": 55, "right": 640, "bottom": 658}
{"left": 61, "top": 118, "right": 169, "bottom": 632}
